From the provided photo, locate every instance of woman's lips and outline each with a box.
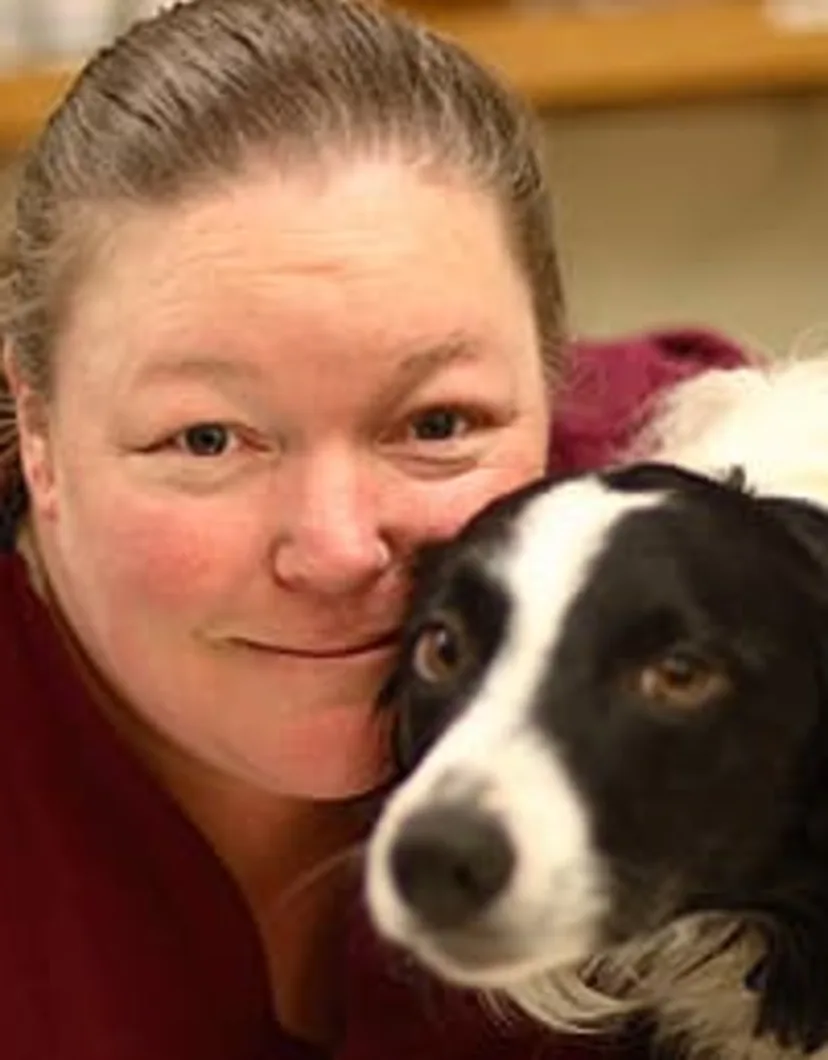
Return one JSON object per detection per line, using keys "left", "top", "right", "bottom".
{"left": 233, "top": 630, "right": 399, "bottom": 659}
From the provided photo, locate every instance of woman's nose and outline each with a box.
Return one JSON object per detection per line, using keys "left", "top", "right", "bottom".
{"left": 270, "top": 450, "right": 392, "bottom": 596}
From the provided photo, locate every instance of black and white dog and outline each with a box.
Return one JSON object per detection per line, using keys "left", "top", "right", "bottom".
{"left": 366, "top": 360, "right": 828, "bottom": 1059}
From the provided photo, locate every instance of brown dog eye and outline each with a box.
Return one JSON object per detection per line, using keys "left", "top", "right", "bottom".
{"left": 637, "top": 651, "right": 730, "bottom": 711}
{"left": 412, "top": 617, "right": 469, "bottom": 684}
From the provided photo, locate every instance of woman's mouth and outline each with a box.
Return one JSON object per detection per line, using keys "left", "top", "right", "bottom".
{"left": 232, "top": 630, "right": 400, "bottom": 659}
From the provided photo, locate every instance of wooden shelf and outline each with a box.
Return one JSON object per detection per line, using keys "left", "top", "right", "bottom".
{"left": 0, "top": 67, "right": 74, "bottom": 150}
{"left": 405, "top": 0, "right": 828, "bottom": 108}
{"left": 2, "top": 2, "right": 828, "bottom": 150}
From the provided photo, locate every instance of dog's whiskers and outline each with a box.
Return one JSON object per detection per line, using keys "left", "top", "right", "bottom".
{"left": 275, "top": 841, "right": 367, "bottom": 912}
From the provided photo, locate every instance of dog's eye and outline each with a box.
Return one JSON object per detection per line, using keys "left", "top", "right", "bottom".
{"left": 412, "top": 616, "right": 470, "bottom": 684}
{"left": 636, "top": 650, "right": 730, "bottom": 711}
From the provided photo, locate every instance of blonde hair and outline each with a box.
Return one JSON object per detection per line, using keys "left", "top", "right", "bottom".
{"left": 0, "top": 0, "right": 564, "bottom": 499}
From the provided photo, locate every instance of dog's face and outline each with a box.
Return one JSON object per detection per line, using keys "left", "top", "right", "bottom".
{"left": 366, "top": 463, "right": 828, "bottom": 991}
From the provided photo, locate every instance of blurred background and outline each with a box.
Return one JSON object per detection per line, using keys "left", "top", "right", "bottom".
{"left": 0, "top": 0, "right": 827, "bottom": 353}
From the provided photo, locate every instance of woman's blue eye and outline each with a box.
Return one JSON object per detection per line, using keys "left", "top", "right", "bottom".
{"left": 178, "top": 423, "right": 232, "bottom": 456}
{"left": 411, "top": 409, "right": 465, "bottom": 441}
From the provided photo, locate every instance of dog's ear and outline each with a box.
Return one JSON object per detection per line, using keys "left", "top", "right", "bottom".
{"left": 759, "top": 494, "right": 828, "bottom": 807}
{"left": 742, "top": 496, "right": 828, "bottom": 1054}
{"left": 747, "top": 888, "right": 828, "bottom": 1053}
{"left": 759, "top": 496, "right": 828, "bottom": 596}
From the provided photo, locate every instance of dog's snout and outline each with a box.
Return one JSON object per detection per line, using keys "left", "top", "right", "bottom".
{"left": 389, "top": 805, "right": 515, "bottom": 929}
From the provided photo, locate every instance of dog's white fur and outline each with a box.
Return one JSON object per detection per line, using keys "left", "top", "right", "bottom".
{"left": 630, "top": 354, "right": 828, "bottom": 508}
{"left": 368, "top": 484, "right": 662, "bottom": 991}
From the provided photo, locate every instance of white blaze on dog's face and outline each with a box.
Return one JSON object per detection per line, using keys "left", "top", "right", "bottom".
{"left": 366, "top": 464, "right": 827, "bottom": 990}
{"left": 367, "top": 479, "right": 660, "bottom": 985}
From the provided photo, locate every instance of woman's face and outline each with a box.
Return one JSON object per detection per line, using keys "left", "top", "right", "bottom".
{"left": 21, "top": 158, "right": 551, "bottom": 798}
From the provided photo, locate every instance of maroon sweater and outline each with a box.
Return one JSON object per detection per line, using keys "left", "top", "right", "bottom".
{"left": 0, "top": 330, "right": 745, "bottom": 1060}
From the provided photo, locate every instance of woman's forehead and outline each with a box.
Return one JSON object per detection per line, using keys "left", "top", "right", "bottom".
{"left": 56, "top": 161, "right": 539, "bottom": 390}
{"left": 92, "top": 159, "right": 511, "bottom": 275}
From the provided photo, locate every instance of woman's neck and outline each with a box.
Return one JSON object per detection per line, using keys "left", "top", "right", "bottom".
{"left": 129, "top": 718, "right": 374, "bottom": 1048}
{"left": 146, "top": 733, "right": 372, "bottom": 905}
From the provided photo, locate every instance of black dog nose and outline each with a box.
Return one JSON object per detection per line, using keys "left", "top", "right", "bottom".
{"left": 389, "top": 805, "right": 515, "bottom": 929}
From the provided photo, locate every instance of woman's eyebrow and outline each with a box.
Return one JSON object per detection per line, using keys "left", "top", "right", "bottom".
{"left": 128, "top": 337, "right": 485, "bottom": 400}
{"left": 130, "top": 357, "right": 266, "bottom": 388}
{"left": 379, "top": 337, "right": 485, "bottom": 407}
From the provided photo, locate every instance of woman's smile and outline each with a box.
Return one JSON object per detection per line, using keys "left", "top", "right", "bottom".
{"left": 230, "top": 630, "right": 400, "bottom": 659}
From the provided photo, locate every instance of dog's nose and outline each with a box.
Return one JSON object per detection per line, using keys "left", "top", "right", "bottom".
{"left": 389, "top": 805, "right": 515, "bottom": 929}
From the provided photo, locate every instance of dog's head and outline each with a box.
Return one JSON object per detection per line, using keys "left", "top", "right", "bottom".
{"left": 366, "top": 463, "right": 828, "bottom": 994}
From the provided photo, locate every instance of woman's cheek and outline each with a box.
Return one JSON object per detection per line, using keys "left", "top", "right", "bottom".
{"left": 407, "top": 462, "right": 542, "bottom": 542}
{"left": 83, "top": 492, "right": 250, "bottom": 609}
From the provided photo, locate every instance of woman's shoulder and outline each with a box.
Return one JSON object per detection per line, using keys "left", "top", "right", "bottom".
{"left": 549, "top": 328, "right": 748, "bottom": 474}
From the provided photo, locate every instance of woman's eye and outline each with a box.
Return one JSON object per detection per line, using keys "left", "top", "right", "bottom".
{"left": 174, "top": 423, "right": 236, "bottom": 457}
{"left": 409, "top": 408, "right": 469, "bottom": 442}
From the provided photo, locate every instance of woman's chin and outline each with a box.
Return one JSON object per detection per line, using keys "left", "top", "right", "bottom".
{"left": 258, "top": 700, "right": 395, "bottom": 800}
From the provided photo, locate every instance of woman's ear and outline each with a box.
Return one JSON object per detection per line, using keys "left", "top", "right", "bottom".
{"left": 2, "top": 343, "right": 57, "bottom": 519}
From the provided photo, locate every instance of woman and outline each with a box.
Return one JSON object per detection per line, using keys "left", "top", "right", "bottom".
{"left": 0, "top": 0, "right": 744, "bottom": 1057}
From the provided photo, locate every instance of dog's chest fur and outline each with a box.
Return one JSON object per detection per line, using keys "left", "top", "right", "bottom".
{"left": 643, "top": 928, "right": 793, "bottom": 1060}
{"left": 513, "top": 916, "right": 827, "bottom": 1060}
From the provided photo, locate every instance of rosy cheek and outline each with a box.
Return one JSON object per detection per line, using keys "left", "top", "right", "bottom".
{"left": 86, "top": 496, "right": 245, "bottom": 610}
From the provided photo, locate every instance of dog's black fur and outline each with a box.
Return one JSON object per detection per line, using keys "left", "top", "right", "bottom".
{"left": 373, "top": 463, "right": 828, "bottom": 1057}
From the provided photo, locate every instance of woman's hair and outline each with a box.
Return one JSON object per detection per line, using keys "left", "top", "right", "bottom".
{"left": 0, "top": 0, "right": 564, "bottom": 495}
